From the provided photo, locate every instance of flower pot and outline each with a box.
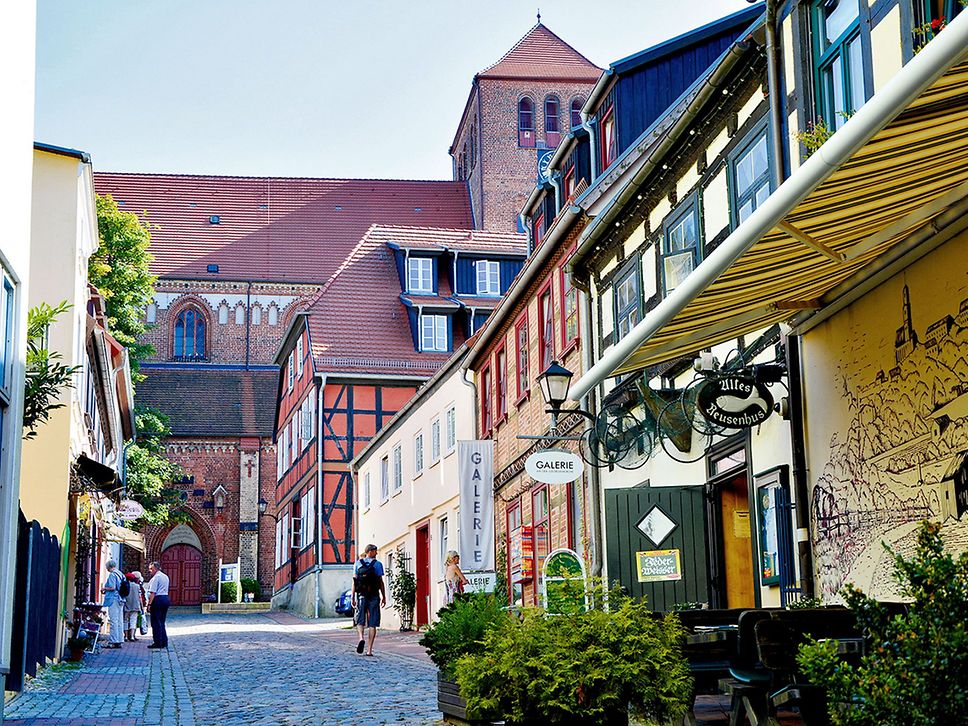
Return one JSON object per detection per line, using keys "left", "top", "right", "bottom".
{"left": 67, "top": 646, "right": 86, "bottom": 662}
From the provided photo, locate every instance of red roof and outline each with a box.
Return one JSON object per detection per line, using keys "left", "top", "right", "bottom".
{"left": 92, "top": 174, "right": 473, "bottom": 282}
{"left": 478, "top": 23, "right": 602, "bottom": 81}
{"left": 374, "top": 225, "right": 527, "bottom": 255}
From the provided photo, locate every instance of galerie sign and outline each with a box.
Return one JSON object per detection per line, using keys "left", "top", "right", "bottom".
{"left": 525, "top": 449, "right": 583, "bottom": 485}
{"left": 459, "top": 440, "right": 495, "bottom": 571}
{"left": 697, "top": 374, "right": 774, "bottom": 429}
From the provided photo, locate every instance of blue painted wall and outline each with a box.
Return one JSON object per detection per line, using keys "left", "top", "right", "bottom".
{"left": 455, "top": 257, "right": 525, "bottom": 295}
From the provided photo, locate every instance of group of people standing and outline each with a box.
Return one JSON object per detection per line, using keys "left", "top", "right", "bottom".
{"left": 101, "top": 560, "right": 171, "bottom": 650}
{"left": 351, "top": 545, "right": 469, "bottom": 657}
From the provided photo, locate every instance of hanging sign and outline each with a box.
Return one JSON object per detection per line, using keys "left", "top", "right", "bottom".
{"left": 117, "top": 499, "right": 145, "bottom": 521}
{"left": 458, "top": 440, "right": 495, "bottom": 571}
{"left": 525, "top": 449, "right": 583, "bottom": 485}
{"left": 636, "top": 549, "right": 682, "bottom": 583}
{"left": 696, "top": 375, "right": 774, "bottom": 429}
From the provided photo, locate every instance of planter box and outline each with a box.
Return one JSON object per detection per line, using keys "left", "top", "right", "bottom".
{"left": 438, "top": 672, "right": 478, "bottom": 725}
{"left": 201, "top": 602, "right": 271, "bottom": 614}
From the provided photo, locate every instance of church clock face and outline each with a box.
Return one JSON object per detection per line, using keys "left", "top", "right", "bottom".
{"left": 537, "top": 149, "right": 555, "bottom": 182}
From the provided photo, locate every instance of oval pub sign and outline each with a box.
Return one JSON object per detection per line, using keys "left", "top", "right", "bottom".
{"left": 525, "top": 450, "right": 583, "bottom": 485}
{"left": 696, "top": 375, "right": 774, "bottom": 429}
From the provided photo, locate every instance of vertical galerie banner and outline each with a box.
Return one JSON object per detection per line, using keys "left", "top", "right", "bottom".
{"left": 458, "top": 440, "right": 495, "bottom": 571}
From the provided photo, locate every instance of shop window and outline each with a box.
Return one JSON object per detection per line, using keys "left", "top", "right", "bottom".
{"left": 538, "top": 285, "right": 554, "bottom": 370}
{"left": 560, "top": 265, "right": 579, "bottom": 349}
{"left": 518, "top": 97, "right": 536, "bottom": 148}
{"left": 545, "top": 95, "right": 561, "bottom": 147}
{"left": 812, "top": 0, "right": 867, "bottom": 130}
{"left": 613, "top": 262, "right": 640, "bottom": 341}
{"left": 419, "top": 314, "right": 448, "bottom": 352}
{"left": 476, "top": 260, "right": 500, "bottom": 296}
{"left": 570, "top": 98, "right": 584, "bottom": 130}
{"left": 495, "top": 346, "right": 507, "bottom": 423}
{"left": 662, "top": 199, "right": 701, "bottom": 293}
{"left": 407, "top": 257, "right": 434, "bottom": 293}
{"left": 730, "top": 125, "right": 771, "bottom": 225}
{"left": 173, "top": 306, "right": 207, "bottom": 359}
{"left": 506, "top": 500, "right": 524, "bottom": 608}
{"left": 532, "top": 485, "right": 550, "bottom": 604}
{"left": 515, "top": 314, "right": 530, "bottom": 401}
{"left": 599, "top": 105, "right": 617, "bottom": 171}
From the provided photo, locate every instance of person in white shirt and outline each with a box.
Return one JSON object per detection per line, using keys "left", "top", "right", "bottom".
{"left": 145, "top": 561, "right": 171, "bottom": 650}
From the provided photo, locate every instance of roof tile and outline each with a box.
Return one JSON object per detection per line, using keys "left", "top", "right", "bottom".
{"left": 478, "top": 23, "right": 602, "bottom": 81}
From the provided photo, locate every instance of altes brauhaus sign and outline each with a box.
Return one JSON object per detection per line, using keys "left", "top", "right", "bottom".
{"left": 525, "top": 450, "right": 583, "bottom": 484}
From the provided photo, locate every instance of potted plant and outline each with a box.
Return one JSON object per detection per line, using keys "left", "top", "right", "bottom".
{"left": 419, "top": 594, "right": 509, "bottom": 723}
{"left": 66, "top": 635, "right": 93, "bottom": 662}
{"left": 389, "top": 556, "right": 417, "bottom": 631}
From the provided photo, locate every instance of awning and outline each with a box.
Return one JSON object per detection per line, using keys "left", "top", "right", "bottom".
{"left": 103, "top": 522, "right": 145, "bottom": 552}
{"left": 74, "top": 453, "right": 119, "bottom": 495}
{"left": 569, "top": 13, "right": 968, "bottom": 400}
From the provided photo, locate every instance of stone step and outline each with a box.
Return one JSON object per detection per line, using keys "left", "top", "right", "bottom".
{"left": 201, "top": 602, "right": 272, "bottom": 614}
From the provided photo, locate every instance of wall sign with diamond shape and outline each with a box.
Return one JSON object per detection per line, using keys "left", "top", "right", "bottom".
{"left": 636, "top": 505, "right": 677, "bottom": 547}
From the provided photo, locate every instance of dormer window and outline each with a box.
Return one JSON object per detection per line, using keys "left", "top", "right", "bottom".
{"left": 599, "top": 105, "right": 617, "bottom": 171}
{"left": 476, "top": 260, "right": 500, "bottom": 296}
{"left": 407, "top": 257, "right": 434, "bottom": 293}
{"left": 419, "top": 314, "right": 448, "bottom": 352}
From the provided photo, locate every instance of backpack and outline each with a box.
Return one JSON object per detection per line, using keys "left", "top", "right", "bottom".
{"left": 118, "top": 575, "right": 130, "bottom": 598}
{"left": 354, "top": 558, "right": 380, "bottom": 597}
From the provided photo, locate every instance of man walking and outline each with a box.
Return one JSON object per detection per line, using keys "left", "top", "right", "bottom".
{"left": 145, "top": 561, "right": 171, "bottom": 650}
{"left": 351, "top": 544, "right": 386, "bottom": 656}
{"left": 101, "top": 560, "right": 125, "bottom": 649}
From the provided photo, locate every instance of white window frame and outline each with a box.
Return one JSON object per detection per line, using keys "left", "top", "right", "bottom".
{"left": 287, "top": 352, "right": 295, "bottom": 391}
{"left": 281, "top": 512, "right": 290, "bottom": 563}
{"left": 419, "top": 314, "right": 448, "bottom": 352}
{"left": 476, "top": 260, "right": 501, "bottom": 296}
{"left": 392, "top": 444, "right": 403, "bottom": 492}
{"left": 431, "top": 417, "right": 441, "bottom": 462}
{"left": 445, "top": 407, "right": 456, "bottom": 453}
{"left": 275, "top": 519, "right": 283, "bottom": 568}
{"left": 290, "top": 512, "right": 303, "bottom": 550}
{"left": 407, "top": 257, "right": 434, "bottom": 293}
{"left": 304, "top": 487, "right": 316, "bottom": 546}
{"left": 414, "top": 432, "right": 424, "bottom": 475}
{"left": 364, "top": 471, "right": 371, "bottom": 510}
{"left": 439, "top": 516, "right": 449, "bottom": 574}
{"left": 301, "top": 399, "right": 313, "bottom": 448}
{"left": 380, "top": 455, "right": 390, "bottom": 502}
{"left": 296, "top": 337, "right": 304, "bottom": 378}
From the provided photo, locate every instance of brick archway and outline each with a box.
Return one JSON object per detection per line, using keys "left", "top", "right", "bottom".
{"left": 144, "top": 507, "right": 219, "bottom": 601}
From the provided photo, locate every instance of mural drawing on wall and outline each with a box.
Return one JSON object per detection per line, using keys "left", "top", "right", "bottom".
{"left": 811, "top": 248, "right": 968, "bottom": 599}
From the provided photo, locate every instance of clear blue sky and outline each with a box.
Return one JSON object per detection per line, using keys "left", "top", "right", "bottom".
{"left": 36, "top": 0, "right": 749, "bottom": 180}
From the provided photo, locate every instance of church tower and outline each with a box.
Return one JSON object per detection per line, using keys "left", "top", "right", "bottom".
{"left": 450, "top": 21, "right": 601, "bottom": 231}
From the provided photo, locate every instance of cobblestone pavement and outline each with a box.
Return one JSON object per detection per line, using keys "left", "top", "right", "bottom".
{"left": 3, "top": 609, "right": 439, "bottom": 726}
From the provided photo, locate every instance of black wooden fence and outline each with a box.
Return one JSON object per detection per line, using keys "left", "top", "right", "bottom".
{"left": 5, "top": 511, "right": 61, "bottom": 692}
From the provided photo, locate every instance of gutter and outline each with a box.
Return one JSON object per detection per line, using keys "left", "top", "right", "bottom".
{"left": 580, "top": 113, "right": 598, "bottom": 184}
{"left": 568, "top": 12, "right": 968, "bottom": 401}
{"left": 579, "top": 290, "right": 603, "bottom": 579}
{"left": 764, "top": 0, "right": 786, "bottom": 188}
{"left": 581, "top": 69, "right": 615, "bottom": 121}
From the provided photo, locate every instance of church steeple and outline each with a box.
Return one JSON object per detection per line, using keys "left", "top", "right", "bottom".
{"left": 895, "top": 283, "right": 918, "bottom": 364}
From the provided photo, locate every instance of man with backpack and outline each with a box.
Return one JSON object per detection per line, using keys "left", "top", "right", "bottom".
{"left": 351, "top": 544, "right": 386, "bottom": 656}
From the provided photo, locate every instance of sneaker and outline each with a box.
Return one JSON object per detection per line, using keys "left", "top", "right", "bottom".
{"left": 147, "top": 643, "right": 164, "bottom": 649}
{"left": 356, "top": 639, "right": 365, "bottom": 654}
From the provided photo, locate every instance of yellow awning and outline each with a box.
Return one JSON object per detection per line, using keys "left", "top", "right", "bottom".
{"left": 569, "top": 16, "right": 968, "bottom": 399}
{"left": 619, "top": 59, "right": 968, "bottom": 374}
{"left": 103, "top": 522, "right": 145, "bottom": 552}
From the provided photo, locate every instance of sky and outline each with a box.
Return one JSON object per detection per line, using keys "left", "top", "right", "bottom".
{"left": 35, "top": 0, "right": 749, "bottom": 180}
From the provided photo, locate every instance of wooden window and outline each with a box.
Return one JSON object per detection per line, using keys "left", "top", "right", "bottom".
{"left": 304, "top": 487, "right": 316, "bottom": 546}
{"left": 614, "top": 262, "right": 640, "bottom": 341}
{"left": 515, "top": 314, "right": 530, "bottom": 401}
{"left": 380, "top": 455, "right": 390, "bottom": 502}
{"left": 570, "top": 98, "right": 584, "bottom": 130}
{"left": 538, "top": 285, "right": 554, "bottom": 370}
{"left": 532, "top": 213, "right": 546, "bottom": 249}
{"left": 445, "top": 407, "right": 456, "bottom": 453}
{"left": 730, "top": 125, "right": 772, "bottom": 225}
{"left": 392, "top": 445, "right": 403, "bottom": 492}
{"left": 495, "top": 346, "right": 507, "bottom": 423}
{"left": 420, "top": 314, "right": 448, "bottom": 352}
{"left": 407, "top": 257, "right": 434, "bottom": 293}
{"left": 506, "top": 499, "right": 524, "bottom": 607}
{"left": 518, "top": 97, "right": 535, "bottom": 147}
{"left": 563, "top": 167, "right": 575, "bottom": 202}
{"left": 476, "top": 260, "right": 501, "bottom": 296}
{"left": 599, "top": 105, "right": 617, "bottom": 171}
{"left": 287, "top": 352, "right": 294, "bottom": 391}
{"left": 290, "top": 499, "right": 302, "bottom": 551}
{"left": 431, "top": 417, "right": 441, "bottom": 461}
{"left": 173, "top": 306, "right": 206, "bottom": 359}
{"left": 296, "top": 337, "right": 303, "bottom": 377}
{"left": 414, "top": 432, "right": 424, "bottom": 474}
{"left": 544, "top": 95, "right": 561, "bottom": 147}
{"left": 560, "top": 266, "right": 579, "bottom": 349}
{"left": 812, "top": 0, "right": 866, "bottom": 130}
{"left": 275, "top": 519, "right": 283, "bottom": 568}
{"left": 662, "top": 199, "right": 701, "bottom": 293}
{"left": 481, "top": 365, "right": 493, "bottom": 435}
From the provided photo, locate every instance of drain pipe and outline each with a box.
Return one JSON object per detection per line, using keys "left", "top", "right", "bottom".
{"left": 784, "top": 336, "right": 814, "bottom": 599}
{"left": 579, "top": 289, "right": 603, "bottom": 579}
{"left": 581, "top": 113, "right": 598, "bottom": 183}
{"left": 764, "top": 0, "right": 787, "bottom": 186}
{"left": 314, "top": 373, "right": 327, "bottom": 619}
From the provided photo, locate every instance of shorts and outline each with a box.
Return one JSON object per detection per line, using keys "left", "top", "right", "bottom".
{"left": 125, "top": 611, "right": 140, "bottom": 629}
{"left": 354, "top": 595, "right": 381, "bottom": 628}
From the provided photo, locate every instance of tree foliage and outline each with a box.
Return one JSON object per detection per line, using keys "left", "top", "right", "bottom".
{"left": 798, "top": 521, "right": 968, "bottom": 725}
{"left": 125, "top": 406, "right": 184, "bottom": 526}
{"left": 90, "top": 194, "right": 157, "bottom": 378}
{"left": 23, "top": 301, "right": 80, "bottom": 439}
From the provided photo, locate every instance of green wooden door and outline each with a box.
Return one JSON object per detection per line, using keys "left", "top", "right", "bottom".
{"left": 604, "top": 486, "right": 710, "bottom": 611}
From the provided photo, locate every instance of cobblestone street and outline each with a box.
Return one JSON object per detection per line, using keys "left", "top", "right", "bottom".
{"left": 3, "top": 609, "right": 440, "bottom": 726}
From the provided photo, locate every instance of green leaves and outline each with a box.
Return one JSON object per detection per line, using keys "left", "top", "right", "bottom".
{"left": 24, "top": 301, "right": 80, "bottom": 439}
{"left": 389, "top": 554, "right": 417, "bottom": 617}
{"left": 124, "top": 406, "right": 185, "bottom": 526}
{"left": 419, "top": 593, "right": 508, "bottom": 677}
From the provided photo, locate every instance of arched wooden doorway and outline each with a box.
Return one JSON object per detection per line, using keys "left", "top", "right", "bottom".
{"left": 160, "top": 544, "right": 202, "bottom": 605}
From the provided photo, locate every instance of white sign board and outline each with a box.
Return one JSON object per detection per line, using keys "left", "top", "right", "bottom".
{"left": 463, "top": 571, "right": 496, "bottom": 594}
{"left": 458, "top": 440, "right": 495, "bottom": 571}
{"left": 117, "top": 499, "right": 145, "bottom": 521}
{"left": 525, "top": 450, "right": 583, "bottom": 485}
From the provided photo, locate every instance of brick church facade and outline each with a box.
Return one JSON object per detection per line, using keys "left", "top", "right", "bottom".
{"left": 94, "top": 21, "right": 599, "bottom": 611}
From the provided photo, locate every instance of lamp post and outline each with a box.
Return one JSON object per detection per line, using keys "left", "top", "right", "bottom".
{"left": 535, "top": 361, "right": 575, "bottom": 426}
{"left": 258, "top": 497, "right": 279, "bottom": 523}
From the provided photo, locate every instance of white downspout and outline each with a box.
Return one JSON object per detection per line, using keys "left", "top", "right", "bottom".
{"left": 581, "top": 112, "right": 598, "bottom": 183}
{"left": 314, "top": 373, "right": 326, "bottom": 618}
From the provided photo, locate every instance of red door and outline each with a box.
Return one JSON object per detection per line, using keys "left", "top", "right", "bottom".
{"left": 415, "top": 525, "right": 431, "bottom": 627}
{"left": 161, "top": 544, "right": 202, "bottom": 605}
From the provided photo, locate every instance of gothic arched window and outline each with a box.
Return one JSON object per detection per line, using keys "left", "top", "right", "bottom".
{"left": 174, "top": 306, "right": 207, "bottom": 359}
{"left": 518, "top": 97, "right": 535, "bottom": 148}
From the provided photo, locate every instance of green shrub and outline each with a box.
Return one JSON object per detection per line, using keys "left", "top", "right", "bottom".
{"left": 418, "top": 593, "right": 508, "bottom": 677}
{"left": 455, "top": 594, "right": 692, "bottom": 724}
{"left": 389, "top": 556, "right": 416, "bottom": 625}
{"left": 220, "top": 582, "right": 239, "bottom": 603}
{"left": 240, "top": 578, "right": 261, "bottom": 600}
{"left": 798, "top": 521, "right": 968, "bottom": 725}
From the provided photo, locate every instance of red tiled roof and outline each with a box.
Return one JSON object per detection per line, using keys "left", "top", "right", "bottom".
{"left": 478, "top": 23, "right": 602, "bottom": 81}
{"left": 374, "top": 225, "right": 527, "bottom": 256}
{"left": 137, "top": 367, "right": 278, "bottom": 436}
{"left": 92, "top": 174, "right": 474, "bottom": 282}
{"left": 450, "top": 295, "right": 502, "bottom": 309}
{"left": 402, "top": 295, "right": 460, "bottom": 309}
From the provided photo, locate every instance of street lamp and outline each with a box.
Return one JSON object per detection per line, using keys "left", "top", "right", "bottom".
{"left": 536, "top": 361, "right": 574, "bottom": 417}
{"left": 258, "top": 497, "right": 279, "bottom": 523}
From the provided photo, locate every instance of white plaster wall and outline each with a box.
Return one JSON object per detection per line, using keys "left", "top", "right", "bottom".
{"left": 871, "top": 5, "right": 903, "bottom": 94}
